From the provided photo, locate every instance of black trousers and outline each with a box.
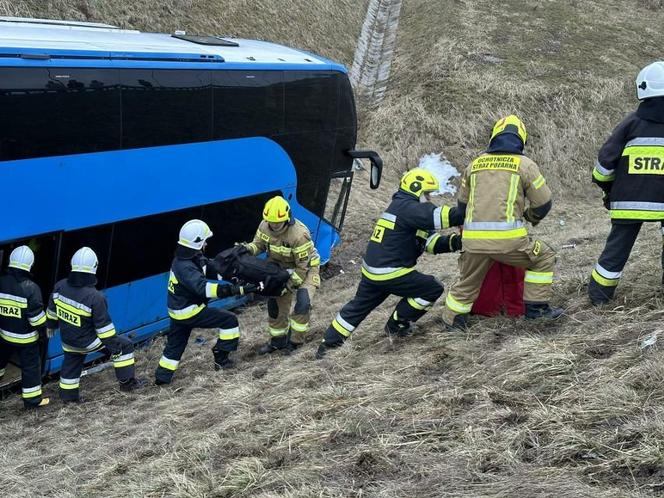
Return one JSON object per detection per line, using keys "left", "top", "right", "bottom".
{"left": 59, "top": 335, "right": 135, "bottom": 401}
{"left": 589, "top": 222, "right": 664, "bottom": 303}
{"left": 155, "top": 306, "right": 239, "bottom": 384}
{"left": 323, "top": 270, "right": 444, "bottom": 345}
{"left": 0, "top": 339, "right": 44, "bottom": 407}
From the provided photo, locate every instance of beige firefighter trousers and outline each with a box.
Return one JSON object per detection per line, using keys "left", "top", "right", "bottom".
{"left": 268, "top": 268, "right": 320, "bottom": 344}
{"left": 442, "top": 239, "right": 556, "bottom": 325}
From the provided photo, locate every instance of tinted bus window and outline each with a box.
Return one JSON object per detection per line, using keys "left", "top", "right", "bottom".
{"left": 275, "top": 132, "right": 335, "bottom": 216}
{"left": 0, "top": 68, "right": 120, "bottom": 161}
{"left": 284, "top": 72, "right": 339, "bottom": 133}
{"left": 201, "top": 192, "right": 277, "bottom": 255}
{"left": 120, "top": 70, "right": 212, "bottom": 149}
{"left": 213, "top": 71, "right": 284, "bottom": 139}
{"left": 106, "top": 206, "right": 201, "bottom": 288}
{"left": 331, "top": 128, "right": 356, "bottom": 174}
{"left": 337, "top": 75, "right": 357, "bottom": 131}
{"left": 105, "top": 193, "right": 278, "bottom": 288}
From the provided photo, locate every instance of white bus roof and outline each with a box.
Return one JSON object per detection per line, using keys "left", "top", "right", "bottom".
{"left": 0, "top": 17, "right": 335, "bottom": 66}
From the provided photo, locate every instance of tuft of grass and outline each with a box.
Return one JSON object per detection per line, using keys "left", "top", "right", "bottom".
{"left": 9, "top": 0, "right": 369, "bottom": 66}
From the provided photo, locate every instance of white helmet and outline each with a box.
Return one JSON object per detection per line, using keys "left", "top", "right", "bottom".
{"left": 636, "top": 61, "right": 664, "bottom": 100}
{"left": 8, "top": 246, "right": 35, "bottom": 271}
{"left": 178, "top": 219, "right": 213, "bottom": 250}
{"left": 71, "top": 247, "right": 99, "bottom": 274}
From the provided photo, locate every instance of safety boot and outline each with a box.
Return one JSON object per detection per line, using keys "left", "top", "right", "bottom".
{"left": 257, "top": 335, "right": 289, "bottom": 355}
{"left": 315, "top": 340, "right": 344, "bottom": 360}
{"left": 384, "top": 318, "right": 412, "bottom": 337}
{"left": 120, "top": 377, "right": 148, "bottom": 392}
{"left": 525, "top": 303, "right": 564, "bottom": 320}
{"left": 588, "top": 280, "right": 614, "bottom": 306}
{"left": 444, "top": 314, "right": 468, "bottom": 332}
{"left": 213, "top": 350, "right": 235, "bottom": 370}
{"left": 285, "top": 341, "right": 301, "bottom": 355}
{"left": 24, "top": 397, "right": 50, "bottom": 409}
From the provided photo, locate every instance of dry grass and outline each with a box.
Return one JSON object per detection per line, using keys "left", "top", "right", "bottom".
{"left": 7, "top": 0, "right": 369, "bottom": 65}
{"left": 3, "top": 0, "right": 664, "bottom": 497}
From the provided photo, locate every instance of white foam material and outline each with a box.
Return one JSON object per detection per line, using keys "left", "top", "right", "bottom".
{"left": 418, "top": 153, "right": 460, "bottom": 195}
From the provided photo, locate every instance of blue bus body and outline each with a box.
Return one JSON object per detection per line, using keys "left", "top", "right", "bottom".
{"left": 0, "top": 18, "right": 362, "bottom": 379}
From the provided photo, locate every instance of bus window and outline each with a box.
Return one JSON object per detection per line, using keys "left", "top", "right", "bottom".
{"left": 337, "top": 75, "right": 357, "bottom": 130}
{"left": 0, "top": 67, "right": 121, "bottom": 161}
{"left": 324, "top": 173, "right": 353, "bottom": 232}
{"left": 331, "top": 128, "right": 357, "bottom": 175}
{"left": 58, "top": 225, "right": 113, "bottom": 289}
{"left": 104, "top": 193, "right": 278, "bottom": 289}
{"left": 201, "top": 192, "right": 278, "bottom": 255}
{"left": 120, "top": 70, "right": 212, "bottom": 149}
{"left": 213, "top": 71, "right": 284, "bottom": 139}
{"left": 275, "top": 131, "right": 335, "bottom": 216}
{"left": 284, "top": 71, "right": 339, "bottom": 133}
{"left": 105, "top": 206, "right": 201, "bottom": 288}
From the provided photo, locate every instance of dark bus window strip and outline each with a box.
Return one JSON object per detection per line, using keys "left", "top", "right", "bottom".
{"left": 0, "top": 192, "right": 278, "bottom": 293}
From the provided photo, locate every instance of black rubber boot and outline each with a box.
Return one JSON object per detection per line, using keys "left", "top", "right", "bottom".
{"left": 285, "top": 341, "right": 301, "bottom": 355}
{"left": 24, "top": 398, "right": 50, "bottom": 409}
{"left": 444, "top": 314, "right": 468, "bottom": 332}
{"left": 120, "top": 377, "right": 148, "bottom": 392}
{"left": 257, "top": 335, "right": 289, "bottom": 355}
{"left": 588, "top": 279, "right": 615, "bottom": 306}
{"left": 213, "top": 350, "right": 235, "bottom": 370}
{"left": 525, "top": 303, "right": 564, "bottom": 320}
{"left": 315, "top": 340, "right": 344, "bottom": 360}
{"left": 384, "top": 317, "right": 412, "bottom": 337}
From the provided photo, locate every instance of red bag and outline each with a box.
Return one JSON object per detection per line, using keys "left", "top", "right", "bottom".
{"left": 471, "top": 262, "right": 524, "bottom": 317}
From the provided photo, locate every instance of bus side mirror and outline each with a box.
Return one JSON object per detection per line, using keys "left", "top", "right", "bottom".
{"left": 346, "top": 150, "right": 383, "bottom": 190}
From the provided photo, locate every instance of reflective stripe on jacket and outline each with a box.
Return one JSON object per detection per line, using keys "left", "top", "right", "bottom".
{"left": 458, "top": 153, "right": 551, "bottom": 253}
{"left": 0, "top": 268, "right": 46, "bottom": 345}
{"left": 247, "top": 219, "right": 319, "bottom": 287}
{"left": 592, "top": 99, "right": 664, "bottom": 223}
{"left": 47, "top": 273, "right": 117, "bottom": 349}
{"left": 361, "top": 190, "right": 462, "bottom": 281}
{"left": 167, "top": 249, "right": 220, "bottom": 320}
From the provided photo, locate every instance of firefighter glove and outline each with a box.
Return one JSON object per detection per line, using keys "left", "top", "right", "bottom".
{"left": 449, "top": 233, "right": 462, "bottom": 252}
{"left": 523, "top": 208, "right": 541, "bottom": 226}
{"left": 236, "top": 282, "right": 263, "bottom": 295}
{"left": 233, "top": 242, "right": 250, "bottom": 255}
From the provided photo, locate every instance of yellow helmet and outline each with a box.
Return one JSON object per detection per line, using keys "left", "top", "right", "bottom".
{"left": 400, "top": 168, "right": 440, "bottom": 197}
{"left": 490, "top": 115, "right": 528, "bottom": 145}
{"left": 263, "top": 196, "right": 291, "bottom": 223}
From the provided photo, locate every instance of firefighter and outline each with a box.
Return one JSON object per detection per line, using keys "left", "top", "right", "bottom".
{"left": 241, "top": 196, "right": 320, "bottom": 354}
{"left": 442, "top": 115, "right": 563, "bottom": 329}
{"left": 0, "top": 246, "right": 49, "bottom": 408}
{"left": 155, "top": 220, "right": 260, "bottom": 385}
{"left": 589, "top": 61, "right": 664, "bottom": 304}
{"left": 316, "top": 168, "right": 463, "bottom": 359}
{"left": 46, "top": 247, "right": 145, "bottom": 402}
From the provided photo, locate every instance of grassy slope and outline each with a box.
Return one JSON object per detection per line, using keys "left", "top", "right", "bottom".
{"left": 3, "top": 1, "right": 664, "bottom": 497}
{"left": 0, "top": 0, "right": 365, "bottom": 65}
